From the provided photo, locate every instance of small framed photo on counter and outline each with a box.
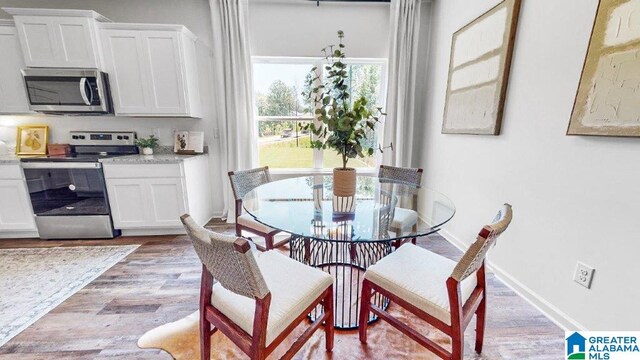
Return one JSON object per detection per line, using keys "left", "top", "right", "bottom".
{"left": 16, "top": 125, "right": 48, "bottom": 155}
{"left": 173, "top": 130, "right": 204, "bottom": 154}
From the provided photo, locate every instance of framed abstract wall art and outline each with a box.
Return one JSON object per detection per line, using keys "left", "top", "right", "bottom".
{"left": 567, "top": 0, "right": 640, "bottom": 137}
{"left": 442, "top": 0, "right": 521, "bottom": 135}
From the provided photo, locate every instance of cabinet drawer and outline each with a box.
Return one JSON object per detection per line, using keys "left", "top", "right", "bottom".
{"left": 103, "top": 163, "right": 184, "bottom": 179}
{"left": 0, "top": 165, "right": 24, "bottom": 180}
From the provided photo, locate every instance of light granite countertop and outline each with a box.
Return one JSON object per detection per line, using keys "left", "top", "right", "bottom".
{"left": 99, "top": 153, "right": 207, "bottom": 164}
{"left": 0, "top": 154, "right": 21, "bottom": 164}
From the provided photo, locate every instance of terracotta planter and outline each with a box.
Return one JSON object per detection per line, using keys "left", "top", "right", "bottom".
{"left": 333, "top": 167, "right": 356, "bottom": 197}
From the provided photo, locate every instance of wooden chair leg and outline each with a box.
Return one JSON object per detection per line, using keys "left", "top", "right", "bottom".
{"left": 251, "top": 347, "right": 266, "bottom": 360}
{"left": 200, "top": 312, "right": 211, "bottom": 360}
{"left": 199, "top": 266, "right": 214, "bottom": 360}
{"left": 265, "top": 234, "right": 274, "bottom": 250}
{"left": 324, "top": 286, "right": 334, "bottom": 352}
{"left": 411, "top": 224, "right": 418, "bottom": 244}
{"left": 475, "top": 297, "right": 486, "bottom": 353}
{"left": 358, "top": 280, "right": 372, "bottom": 343}
{"left": 235, "top": 224, "right": 242, "bottom": 237}
{"left": 451, "top": 330, "right": 464, "bottom": 360}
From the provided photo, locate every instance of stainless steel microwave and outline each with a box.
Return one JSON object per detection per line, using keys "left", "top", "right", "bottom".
{"left": 21, "top": 68, "right": 113, "bottom": 114}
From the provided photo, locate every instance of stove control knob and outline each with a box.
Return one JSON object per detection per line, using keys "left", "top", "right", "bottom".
{"left": 79, "top": 135, "right": 86, "bottom": 139}
{"left": 117, "top": 136, "right": 123, "bottom": 140}
{"left": 72, "top": 135, "right": 78, "bottom": 139}
{"left": 123, "top": 136, "right": 129, "bottom": 140}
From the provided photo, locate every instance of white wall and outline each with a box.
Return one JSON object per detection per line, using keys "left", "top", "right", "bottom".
{"left": 420, "top": 0, "right": 640, "bottom": 330}
{"left": 249, "top": 0, "right": 390, "bottom": 58}
{"left": 0, "top": 0, "right": 226, "bottom": 216}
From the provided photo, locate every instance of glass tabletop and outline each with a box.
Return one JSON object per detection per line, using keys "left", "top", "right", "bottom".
{"left": 243, "top": 175, "right": 456, "bottom": 242}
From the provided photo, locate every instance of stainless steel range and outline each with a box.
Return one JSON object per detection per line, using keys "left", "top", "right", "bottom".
{"left": 21, "top": 131, "right": 138, "bottom": 239}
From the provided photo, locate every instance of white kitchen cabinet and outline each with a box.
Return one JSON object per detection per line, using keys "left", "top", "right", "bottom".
{"left": 147, "top": 178, "right": 187, "bottom": 226}
{"left": 103, "top": 156, "right": 211, "bottom": 235}
{"left": 0, "top": 21, "right": 30, "bottom": 114}
{"left": 2, "top": 8, "right": 109, "bottom": 69}
{"left": 100, "top": 24, "right": 201, "bottom": 118}
{"left": 0, "top": 164, "right": 38, "bottom": 238}
{"left": 106, "top": 177, "right": 186, "bottom": 230}
{"left": 106, "top": 178, "right": 152, "bottom": 229}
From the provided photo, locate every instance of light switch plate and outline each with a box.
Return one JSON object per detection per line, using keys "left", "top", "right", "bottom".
{"left": 573, "top": 261, "right": 595, "bottom": 289}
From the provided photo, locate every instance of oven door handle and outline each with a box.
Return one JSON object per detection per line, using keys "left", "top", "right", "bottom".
{"left": 79, "top": 77, "right": 91, "bottom": 105}
{"left": 21, "top": 162, "right": 101, "bottom": 169}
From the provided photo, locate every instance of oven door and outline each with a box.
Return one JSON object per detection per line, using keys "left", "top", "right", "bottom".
{"left": 21, "top": 68, "right": 111, "bottom": 113}
{"left": 22, "top": 162, "right": 118, "bottom": 239}
{"left": 22, "top": 162, "right": 110, "bottom": 217}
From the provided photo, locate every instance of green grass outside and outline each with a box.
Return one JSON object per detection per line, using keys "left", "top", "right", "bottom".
{"left": 259, "top": 136, "right": 373, "bottom": 168}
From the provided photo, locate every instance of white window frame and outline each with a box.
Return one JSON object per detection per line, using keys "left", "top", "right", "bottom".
{"left": 252, "top": 56, "right": 388, "bottom": 175}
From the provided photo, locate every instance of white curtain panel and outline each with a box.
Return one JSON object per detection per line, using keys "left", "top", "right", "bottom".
{"left": 209, "top": 0, "right": 257, "bottom": 221}
{"left": 382, "top": 0, "right": 423, "bottom": 167}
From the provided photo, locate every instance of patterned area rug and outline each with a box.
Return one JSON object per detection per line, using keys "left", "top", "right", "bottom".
{"left": 138, "top": 306, "right": 500, "bottom": 360}
{"left": 0, "top": 245, "right": 138, "bottom": 347}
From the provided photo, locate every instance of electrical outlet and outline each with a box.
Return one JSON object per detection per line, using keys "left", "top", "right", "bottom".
{"left": 573, "top": 261, "right": 594, "bottom": 289}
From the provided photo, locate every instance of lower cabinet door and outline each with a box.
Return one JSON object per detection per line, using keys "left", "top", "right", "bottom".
{"left": 106, "top": 178, "right": 149, "bottom": 228}
{"left": 147, "top": 178, "right": 186, "bottom": 227}
{"left": 0, "top": 179, "right": 36, "bottom": 231}
{"left": 106, "top": 177, "right": 187, "bottom": 229}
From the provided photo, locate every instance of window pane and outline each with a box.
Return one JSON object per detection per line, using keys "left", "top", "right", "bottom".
{"left": 254, "top": 62, "right": 316, "bottom": 168}
{"left": 323, "top": 63, "right": 383, "bottom": 169}
{"left": 253, "top": 63, "right": 315, "bottom": 117}
{"left": 258, "top": 120, "right": 314, "bottom": 168}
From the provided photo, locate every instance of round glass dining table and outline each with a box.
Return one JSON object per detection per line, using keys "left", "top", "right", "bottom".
{"left": 243, "top": 175, "right": 455, "bottom": 329}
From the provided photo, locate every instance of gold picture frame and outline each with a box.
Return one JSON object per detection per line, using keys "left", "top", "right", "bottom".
{"left": 441, "top": 0, "right": 521, "bottom": 135}
{"left": 16, "top": 125, "right": 48, "bottom": 155}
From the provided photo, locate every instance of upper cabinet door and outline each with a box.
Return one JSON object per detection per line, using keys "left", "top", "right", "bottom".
{"left": 4, "top": 8, "right": 108, "bottom": 69}
{"left": 0, "top": 23, "right": 30, "bottom": 114}
{"left": 13, "top": 16, "right": 58, "bottom": 67}
{"left": 101, "top": 29, "right": 151, "bottom": 114}
{"left": 99, "top": 24, "right": 201, "bottom": 118}
{"left": 143, "top": 31, "right": 187, "bottom": 115}
{"left": 53, "top": 17, "right": 101, "bottom": 68}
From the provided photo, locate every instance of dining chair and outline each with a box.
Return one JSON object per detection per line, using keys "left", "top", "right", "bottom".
{"left": 358, "top": 204, "right": 513, "bottom": 360}
{"left": 181, "top": 214, "right": 334, "bottom": 360}
{"left": 378, "top": 165, "right": 423, "bottom": 245}
{"left": 228, "top": 166, "right": 287, "bottom": 250}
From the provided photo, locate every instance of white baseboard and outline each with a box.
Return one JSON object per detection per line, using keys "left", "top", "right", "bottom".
{"left": 435, "top": 227, "right": 587, "bottom": 331}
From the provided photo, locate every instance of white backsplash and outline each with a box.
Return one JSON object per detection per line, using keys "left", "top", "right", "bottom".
{"left": 0, "top": 115, "right": 205, "bottom": 147}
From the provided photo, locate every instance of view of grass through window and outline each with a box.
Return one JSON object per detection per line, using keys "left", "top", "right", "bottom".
{"left": 253, "top": 60, "right": 384, "bottom": 169}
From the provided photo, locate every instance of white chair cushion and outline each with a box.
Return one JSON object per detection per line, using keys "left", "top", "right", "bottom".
{"left": 391, "top": 207, "right": 418, "bottom": 230}
{"left": 211, "top": 251, "right": 333, "bottom": 345}
{"left": 365, "top": 243, "right": 477, "bottom": 325}
{"left": 237, "top": 213, "right": 277, "bottom": 234}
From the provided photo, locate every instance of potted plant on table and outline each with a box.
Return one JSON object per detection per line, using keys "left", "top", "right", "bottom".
{"left": 135, "top": 135, "right": 159, "bottom": 155}
{"left": 302, "top": 30, "right": 385, "bottom": 197}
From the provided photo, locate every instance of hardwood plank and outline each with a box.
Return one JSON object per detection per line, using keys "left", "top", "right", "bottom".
{"left": 0, "top": 223, "right": 564, "bottom": 358}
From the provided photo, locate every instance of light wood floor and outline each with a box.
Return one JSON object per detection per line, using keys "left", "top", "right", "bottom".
{"left": 0, "top": 223, "right": 564, "bottom": 359}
